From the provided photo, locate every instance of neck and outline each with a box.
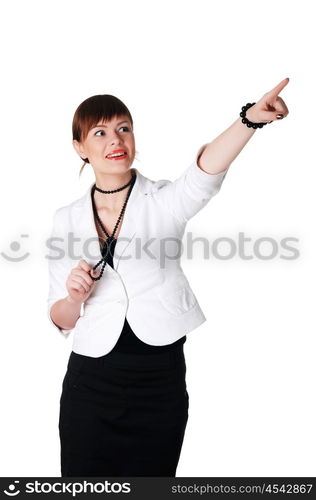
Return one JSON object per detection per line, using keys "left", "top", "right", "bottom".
{"left": 93, "top": 169, "right": 134, "bottom": 212}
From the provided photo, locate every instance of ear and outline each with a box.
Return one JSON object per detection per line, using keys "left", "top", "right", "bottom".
{"left": 72, "top": 139, "right": 87, "bottom": 159}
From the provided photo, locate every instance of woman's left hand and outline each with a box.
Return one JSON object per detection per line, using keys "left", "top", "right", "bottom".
{"left": 246, "top": 77, "right": 290, "bottom": 124}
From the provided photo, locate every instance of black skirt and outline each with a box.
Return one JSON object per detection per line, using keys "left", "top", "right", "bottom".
{"left": 59, "top": 342, "right": 189, "bottom": 477}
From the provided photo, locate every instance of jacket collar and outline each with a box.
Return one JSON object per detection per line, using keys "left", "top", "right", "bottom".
{"left": 71, "top": 167, "right": 154, "bottom": 271}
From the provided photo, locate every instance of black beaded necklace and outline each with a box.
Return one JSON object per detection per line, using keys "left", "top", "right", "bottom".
{"left": 89, "top": 172, "right": 136, "bottom": 281}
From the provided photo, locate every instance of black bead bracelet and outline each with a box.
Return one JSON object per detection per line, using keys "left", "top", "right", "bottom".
{"left": 240, "top": 102, "right": 268, "bottom": 129}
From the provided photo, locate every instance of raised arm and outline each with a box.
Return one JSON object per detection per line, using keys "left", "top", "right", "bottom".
{"left": 198, "top": 77, "right": 290, "bottom": 175}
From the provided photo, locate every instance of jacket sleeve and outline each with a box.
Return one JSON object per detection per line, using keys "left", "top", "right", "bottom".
{"left": 155, "top": 144, "right": 229, "bottom": 225}
{"left": 46, "top": 208, "right": 74, "bottom": 338}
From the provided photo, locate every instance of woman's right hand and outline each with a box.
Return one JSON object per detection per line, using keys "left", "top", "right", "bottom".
{"left": 66, "top": 259, "right": 98, "bottom": 304}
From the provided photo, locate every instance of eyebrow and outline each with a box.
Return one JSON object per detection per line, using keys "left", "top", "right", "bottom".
{"left": 92, "top": 120, "right": 129, "bottom": 129}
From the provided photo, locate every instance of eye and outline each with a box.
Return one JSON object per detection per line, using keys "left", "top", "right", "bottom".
{"left": 94, "top": 126, "right": 130, "bottom": 137}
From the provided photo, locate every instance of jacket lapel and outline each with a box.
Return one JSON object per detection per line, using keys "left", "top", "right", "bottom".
{"left": 71, "top": 167, "right": 150, "bottom": 271}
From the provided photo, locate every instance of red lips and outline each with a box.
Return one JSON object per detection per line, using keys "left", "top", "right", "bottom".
{"left": 106, "top": 149, "right": 127, "bottom": 157}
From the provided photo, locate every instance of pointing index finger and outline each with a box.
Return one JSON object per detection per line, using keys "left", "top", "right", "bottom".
{"left": 268, "top": 77, "right": 290, "bottom": 97}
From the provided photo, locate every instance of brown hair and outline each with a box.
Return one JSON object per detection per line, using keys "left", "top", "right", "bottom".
{"left": 72, "top": 94, "right": 134, "bottom": 177}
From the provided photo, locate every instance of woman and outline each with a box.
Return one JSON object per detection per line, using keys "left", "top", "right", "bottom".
{"left": 47, "top": 80, "right": 289, "bottom": 477}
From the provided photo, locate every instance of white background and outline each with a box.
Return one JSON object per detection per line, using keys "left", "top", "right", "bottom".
{"left": 0, "top": 0, "right": 314, "bottom": 477}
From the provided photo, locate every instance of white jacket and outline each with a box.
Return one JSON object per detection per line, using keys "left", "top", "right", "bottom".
{"left": 47, "top": 147, "right": 229, "bottom": 357}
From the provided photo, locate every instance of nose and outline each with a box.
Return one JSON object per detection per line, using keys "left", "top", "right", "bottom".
{"left": 109, "top": 130, "right": 123, "bottom": 146}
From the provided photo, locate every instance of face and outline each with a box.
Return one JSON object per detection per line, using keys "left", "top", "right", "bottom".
{"left": 73, "top": 114, "right": 136, "bottom": 172}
